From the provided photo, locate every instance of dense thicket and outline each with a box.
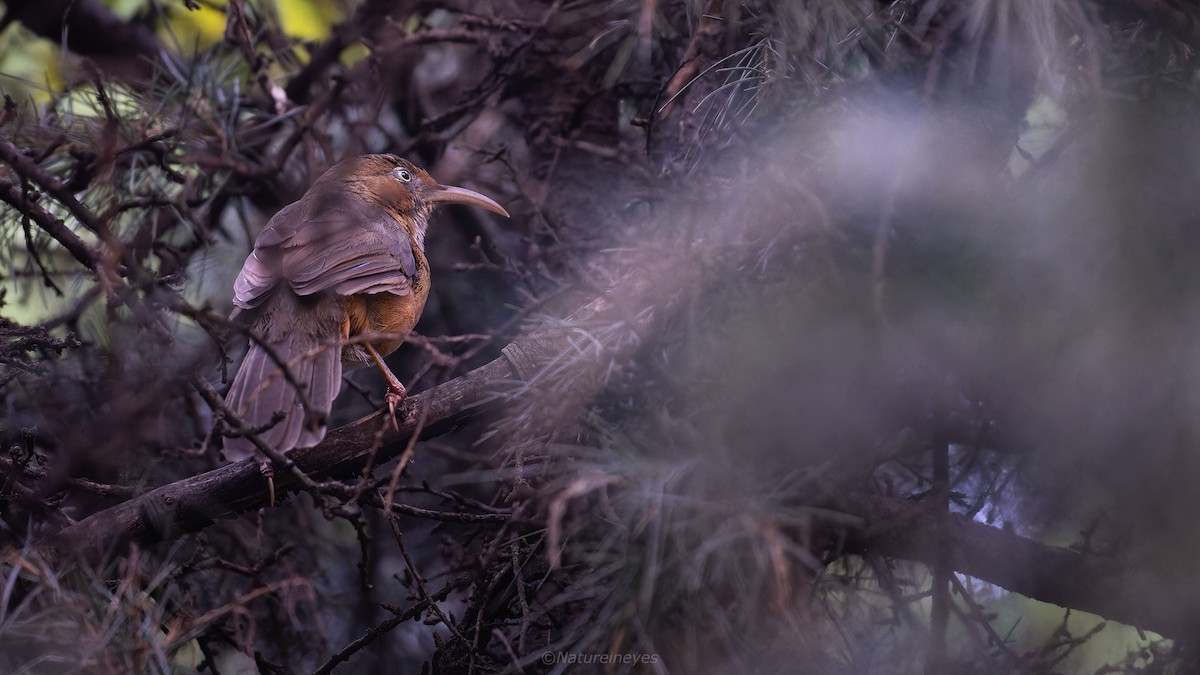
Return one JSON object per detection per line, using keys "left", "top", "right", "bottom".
{"left": 3, "top": 1, "right": 1200, "bottom": 673}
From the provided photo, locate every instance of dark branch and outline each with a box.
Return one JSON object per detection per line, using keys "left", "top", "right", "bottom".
{"left": 0, "top": 138, "right": 119, "bottom": 249}
{"left": 0, "top": 0, "right": 160, "bottom": 76}
{"left": 284, "top": 0, "right": 398, "bottom": 104}
{"left": 0, "top": 178, "right": 99, "bottom": 271}
{"left": 840, "top": 494, "right": 1200, "bottom": 641}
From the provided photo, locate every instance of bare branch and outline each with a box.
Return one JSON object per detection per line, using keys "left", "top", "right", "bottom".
{"left": 0, "top": 179, "right": 99, "bottom": 271}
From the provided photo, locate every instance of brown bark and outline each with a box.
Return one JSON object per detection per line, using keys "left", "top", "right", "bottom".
{"left": 841, "top": 493, "right": 1200, "bottom": 640}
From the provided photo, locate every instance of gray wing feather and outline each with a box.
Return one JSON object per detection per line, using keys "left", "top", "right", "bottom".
{"left": 232, "top": 250, "right": 277, "bottom": 309}
{"left": 231, "top": 193, "right": 416, "bottom": 311}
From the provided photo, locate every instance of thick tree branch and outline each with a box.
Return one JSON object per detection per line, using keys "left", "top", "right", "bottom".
{"left": 44, "top": 349, "right": 514, "bottom": 563}
{"left": 0, "top": 0, "right": 160, "bottom": 78}
{"left": 840, "top": 494, "right": 1199, "bottom": 641}
{"left": 42, "top": 260, "right": 675, "bottom": 564}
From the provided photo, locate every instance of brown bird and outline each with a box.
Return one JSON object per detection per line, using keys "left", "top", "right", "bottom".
{"left": 223, "top": 154, "right": 508, "bottom": 461}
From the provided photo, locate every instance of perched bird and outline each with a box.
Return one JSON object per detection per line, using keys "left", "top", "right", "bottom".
{"left": 223, "top": 154, "right": 508, "bottom": 461}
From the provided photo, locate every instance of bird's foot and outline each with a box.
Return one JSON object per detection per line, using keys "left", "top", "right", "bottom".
{"left": 258, "top": 459, "right": 276, "bottom": 507}
{"left": 385, "top": 384, "right": 406, "bottom": 431}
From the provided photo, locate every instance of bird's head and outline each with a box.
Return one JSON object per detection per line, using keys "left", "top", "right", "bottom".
{"left": 318, "top": 154, "right": 509, "bottom": 233}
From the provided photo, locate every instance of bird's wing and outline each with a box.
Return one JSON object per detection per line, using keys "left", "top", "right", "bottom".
{"left": 232, "top": 192, "right": 417, "bottom": 310}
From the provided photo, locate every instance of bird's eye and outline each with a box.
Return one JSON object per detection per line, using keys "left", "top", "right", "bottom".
{"left": 392, "top": 167, "right": 412, "bottom": 182}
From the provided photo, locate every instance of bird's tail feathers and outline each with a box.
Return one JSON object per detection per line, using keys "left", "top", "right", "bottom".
{"left": 222, "top": 331, "right": 342, "bottom": 461}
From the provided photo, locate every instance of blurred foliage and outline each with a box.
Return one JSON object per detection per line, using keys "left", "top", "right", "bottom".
{"left": 0, "top": 25, "right": 66, "bottom": 103}
{"left": 0, "top": 0, "right": 343, "bottom": 105}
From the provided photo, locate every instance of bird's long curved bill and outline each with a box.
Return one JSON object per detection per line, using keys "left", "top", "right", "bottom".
{"left": 429, "top": 185, "right": 509, "bottom": 217}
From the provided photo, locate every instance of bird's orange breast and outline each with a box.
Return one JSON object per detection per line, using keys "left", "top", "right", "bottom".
{"left": 339, "top": 250, "right": 429, "bottom": 365}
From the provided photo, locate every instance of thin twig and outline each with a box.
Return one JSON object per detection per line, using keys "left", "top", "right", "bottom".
{"left": 313, "top": 574, "right": 471, "bottom": 675}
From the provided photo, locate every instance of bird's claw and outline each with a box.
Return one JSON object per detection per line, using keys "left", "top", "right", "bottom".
{"left": 385, "top": 387, "right": 405, "bottom": 431}
{"left": 258, "top": 459, "right": 276, "bottom": 507}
